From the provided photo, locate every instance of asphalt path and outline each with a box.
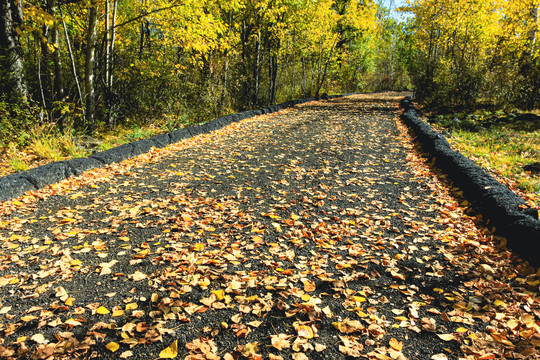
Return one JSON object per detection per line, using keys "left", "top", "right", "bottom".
{"left": 0, "top": 93, "right": 538, "bottom": 360}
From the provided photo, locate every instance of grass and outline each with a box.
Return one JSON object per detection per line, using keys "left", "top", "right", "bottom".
{"left": 97, "top": 124, "right": 163, "bottom": 151}
{"left": 8, "top": 156, "right": 28, "bottom": 172}
{"left": 429, "top": 110, "right": 540, "bottom": 208}
{"left": 1, "top": 116, "right": 190, "bottom": 175}
{"left": 31, "top": 128, "right": 89, "bottom": 161}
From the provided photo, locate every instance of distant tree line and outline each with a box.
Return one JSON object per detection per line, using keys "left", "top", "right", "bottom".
{"left": 408, "top": 0, "right": 539, "bottom": 110}
{"left": 1, "top": 0, "right": 536, "bottom": 143}
{"left": 2, "top": 0, "right": 411, "bottom": 138}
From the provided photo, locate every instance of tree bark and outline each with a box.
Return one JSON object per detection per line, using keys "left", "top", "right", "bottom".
{"left": 315, "top": 35, "right": 337, "bottom": 97}
{"left": 301, "top": 55, "right": 307, "bottom": 97}
{"left": 253, "top": 29, "right": 261, "bottom": 107}
{"left": 0, "top": 0, "right": 28, "bottom": 101}
{"left": 61, "top": 10, "right": 84, "bottom": 109}
{"left": 109, "top": 0, "right": 117, "bottom": 90}
{"left": 85, "top": 2, "right": 99, "bottom": 134}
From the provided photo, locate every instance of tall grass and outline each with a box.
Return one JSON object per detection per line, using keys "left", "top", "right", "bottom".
{"left": 30, "top": 126, "right": 88, "bottom": 161}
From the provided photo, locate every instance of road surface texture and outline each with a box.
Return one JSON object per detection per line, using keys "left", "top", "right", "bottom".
{"left": 0, "top": 93, "right": 538, "bottom": 360}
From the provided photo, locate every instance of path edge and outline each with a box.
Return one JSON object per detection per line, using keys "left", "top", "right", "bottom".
{"left": 0, "top": 94, "right": 353, "bottom": 202}
{"left": 400, "top": 96, "right": 540, "bottom": 265}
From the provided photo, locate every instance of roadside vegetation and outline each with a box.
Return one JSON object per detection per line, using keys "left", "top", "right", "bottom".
{"left": 428, "top": 109, "right": 540, "bottom": 208}
{"left": 0, "top": 118, "right": 186, "bottom": 176}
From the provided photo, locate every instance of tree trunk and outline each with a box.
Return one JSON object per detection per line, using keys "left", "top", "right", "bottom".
{"left": 105, "top": 0, "right": 118, "bottom": 129}
{"left": 105, "top": 0, "right": 110, "bottom": 87}
{"left": 61, "top": 10, "right": 84, "bottom": 109}
{"left": 109, "top": 0, "right": 117, "bottom": 90}
{"left": 0, "top": 0, "right": 28, "bottom": 101}
{"left": 41, "top": 1, "right": 64, "bottom": 128}
{"left": 301, "top": 55, "right": 307, "bottom": 97}
{"left": 85, "top": 2, "right": 99, "bottom": 134}
{"left": 253, "top": 29, "right": 261, "bottom": 107}
{"left": 241, "top": 19, "right": 250, "bottom": 109}
{"left": 269, "top": 53, "right": 278, "bottom": 105}
{"left": 315, "top": 35, "right": 337, "bottom": 97}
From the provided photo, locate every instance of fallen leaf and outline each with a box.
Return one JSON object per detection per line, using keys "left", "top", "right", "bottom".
{"left": 159, "top": 340, "right": 178, "bottom": 358}
{"left": 30, "top": 334, "right": 46, "bottom": 344}
{"left": 271, "top": 334, "right": 291, "bottom": 350}
{"left": 131, "top": 271, "right": 147, "bottom": 281}
{"left": 96, "top": 306, "right": 110, "bottom": 315}
{"left": 120, "top": 350, "right": 133, "bottom": 358}
{"left": 106, "top": 342, "right": 120, "bottom": 352}
{"left": 431, "top": 355, "right": 448, "bottom": 360}
{"left": 389, "top": 337, "right": 403, "bottom": 351}
{"left": 436, "top": 333, "right": 455, "bottom": 341}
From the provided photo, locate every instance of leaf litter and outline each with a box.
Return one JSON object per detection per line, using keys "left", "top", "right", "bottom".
{"left": 0, "top": 93, "right": 539, "bottom": 359}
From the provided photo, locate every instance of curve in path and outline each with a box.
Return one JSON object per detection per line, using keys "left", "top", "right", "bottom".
{"left": 0, "top": 93, "right": 538, "bottom": 360}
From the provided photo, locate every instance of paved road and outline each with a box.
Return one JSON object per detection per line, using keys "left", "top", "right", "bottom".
{"left": 0, "top": 93, "right": 537, "bottom": 360}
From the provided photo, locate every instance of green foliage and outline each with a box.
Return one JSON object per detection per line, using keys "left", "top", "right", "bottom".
{"left": 431, "top": 111, "right": 540, "bottom": 199}
{"left": 0, "top": 100, "right": 36, "bottom": 149}
{"left": 8, "top": 156, "right": 29, "bottom": 172}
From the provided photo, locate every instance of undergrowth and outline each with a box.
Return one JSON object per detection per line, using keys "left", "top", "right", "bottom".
{"left": 429, "top": 109, "right": 540, "bottom": 207}
{"left": 1, "top": 114, "right": 193, "bottom": 175}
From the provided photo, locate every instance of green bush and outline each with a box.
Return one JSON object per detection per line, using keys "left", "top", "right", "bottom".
{"left": 0, "top": 99, "right": 37, "bottom": 149}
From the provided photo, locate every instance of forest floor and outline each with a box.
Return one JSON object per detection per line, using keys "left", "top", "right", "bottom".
{"left": 0, "top": 93, "right": 539, "bottom": 360}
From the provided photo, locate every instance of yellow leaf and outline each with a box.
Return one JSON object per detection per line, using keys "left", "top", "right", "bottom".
{"left": 194, "top": 243, "right": 204, "bottom": 251}
{"left": 389, "top": 338, "right": 403, "bottom": 351}
{"left": 65, "top": 297, "right": 74, "bottom": 306}
{"left": 493, "top": 299, "right": 506, "bottom": 307}
{"left": 112, "top": 310, "right": 125, "bottom": 317}
{"left": 353, "top": 296, "right": 366, "bottom": 302}
{"left": 96, "top": 306, "right": 110, "bottom": 315}
{"left": 291, "top": 214, "right": 299, "bottom": 220}
{"left": 356, "top": 311, "right": 369, "bottom": 317}
{"left": 21, "top": 315, "right": 38, "bottom": 322}
{"left": 159, "top": 340, "right": 178, "bottom": 358}
{"left": 455, "top": 327, "right": 468, "bottom": 333}
{"left": 125, "top": 303, "right": 138, "bottom": 311}
{"left": 70, "top": 193, "right": 84, "bottom": 200}
{"left": 212, "top": 290, "right": 225, "bottom": 301}
{"left": 70, "top": 260, "right": 82, "bottom": 266}
{"left": 151, "top": 293, "right": 159, "bottom": 302}
{"left": 199, "top": 278, "right": 211, "bottom": 288}
{"left": 106, "top": 342, "right": 120, "bottom": 352}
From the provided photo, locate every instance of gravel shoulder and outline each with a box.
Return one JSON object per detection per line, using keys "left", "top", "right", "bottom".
{"left": 0, "top": 92, "right": 538, "bottom": 360}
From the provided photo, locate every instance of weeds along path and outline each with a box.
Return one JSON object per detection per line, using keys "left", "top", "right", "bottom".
{"left": 0, "top": 93, "right": 538, "bottom": 360}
